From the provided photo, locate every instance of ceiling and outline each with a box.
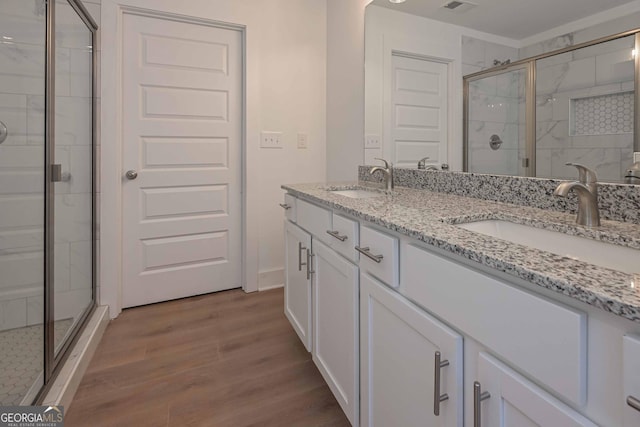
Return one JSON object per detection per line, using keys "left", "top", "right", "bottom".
{"left": 370, "top": 0, "right": 638, "bottom": 40}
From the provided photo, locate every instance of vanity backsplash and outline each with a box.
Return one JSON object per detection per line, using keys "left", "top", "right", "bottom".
{"left": 358, "top": 166, "right": 640, "bottom": 224}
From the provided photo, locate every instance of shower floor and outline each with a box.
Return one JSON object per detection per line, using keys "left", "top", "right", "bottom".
{"left": 0, "top": 319, "right": 73, "bottom": 405}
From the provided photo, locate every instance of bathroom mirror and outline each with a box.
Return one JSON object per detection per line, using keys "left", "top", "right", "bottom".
{"left": 364, "top": 0, "right": 640, "bottom": 184}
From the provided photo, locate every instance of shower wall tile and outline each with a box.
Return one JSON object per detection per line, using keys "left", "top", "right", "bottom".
{"left": 55, "top": 243, "right": 70, "bottom": 293}
{"left": 26, "top": 295, "right": 43, "bottom": 326}
{"left": 536, "top": 57, "right": 596, "bottom": 94}
{"left": 54, "top": 194, "right": 93, "bottom": 244}
{"left": 70, "top": 241, "right": 92, "bottom": 291}
{"left": 595, "top": 49, "right": 635, "bottom": 86}
{"left": 0, "top": 298, "right": 27, "bottom": 331}
{"left": 550, "top": 148, "right": 622, "bottom": 181}
{"left": 468, "top": 148, "right": 519, "bottom": 176}
{"left": 0, "top": 94, "right": 28, "bottom": 146}
{"left": 462, "top": 36, "right": 518, "bottom": 73}
{"left": 0, "top": 250, "right": 42, "bottom": 291}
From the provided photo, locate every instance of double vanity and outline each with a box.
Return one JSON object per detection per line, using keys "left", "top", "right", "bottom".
{"left": 281, "top": 168, "right": 640, "bottom": 427}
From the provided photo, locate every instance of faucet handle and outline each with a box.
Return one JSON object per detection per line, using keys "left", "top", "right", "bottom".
{"left": 374, "top": 158, "right": 392, "bottom": 169}
{"left": 418, "top": 157, "right": 430, "bottom": 169}
{"left": 566, "top": 163, "right": 597, "bottom": 184}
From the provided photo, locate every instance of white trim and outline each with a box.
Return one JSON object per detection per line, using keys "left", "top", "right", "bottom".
{"left": 520, "top": 0, "right": 640, "bottom": 47}
{"left": 41, "top": 306, "right": 109, "bottom": 408}
{"left": 258, "top": 268, "right": 285, "bottom": 291}
{"left": 100, "top": 3, "right": 254, "bottom": 319}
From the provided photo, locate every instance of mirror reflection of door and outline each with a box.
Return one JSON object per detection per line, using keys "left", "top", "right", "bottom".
{"left": 390, "top": 53, "right": 448, "bottom": 169}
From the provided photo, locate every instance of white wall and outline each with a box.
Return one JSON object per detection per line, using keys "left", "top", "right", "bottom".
{"left": 326, "top": 0, "right": 370, "bottom": 181}
{"left": 100, "top": 0, "right": 327, "bottom": 317}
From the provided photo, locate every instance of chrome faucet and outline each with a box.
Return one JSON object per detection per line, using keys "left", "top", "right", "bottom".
{"left": 370, "top": 158, "right": 394, "bottom": 190}
{"left": 418, "top": 157, "right": 438, "bottom": 170}
{"left": 553, "top": 163, "right": 600, "bottom": 227}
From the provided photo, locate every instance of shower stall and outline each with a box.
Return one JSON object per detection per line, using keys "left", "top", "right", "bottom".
{"left": 0, "top": 0, "right": 97, "bottom": 404}
{"left": 464, "top": 30, "right": 638, "bottom": 183}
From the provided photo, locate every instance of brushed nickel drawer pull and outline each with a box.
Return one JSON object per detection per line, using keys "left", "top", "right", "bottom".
{"left": 628, "top": 395, "right": 640, "bottom": 412}
{"left": 298, "top": 242, "right": 307, "bottom": 272}
{"left": 279, "top": 203, "right": 291, "bottom": 210}
{"left": 326, "top": 230, "right": 348, "bottom": 242}
{"left": 355, "top": 246, "right": 383, "bottom": 263}
{"left": 434, "top": 351, "right": 450, "bottom": 416}
{"left": 306, "top": 250, "right": 315, "bottom": 280}
{"left": 473, "top": 381, "right": 491, "bottom": 427}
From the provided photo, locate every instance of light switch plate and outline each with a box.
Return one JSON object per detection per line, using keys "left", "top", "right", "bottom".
{"left": 297, "top": 133, "right": 308, "bottom": 149}
{"left": 634, "top": 152, "right": 640, "bottom": 163}
{"left": 261, "top": 131, "right": 283, "bottom": 149}
{"left": 365, "top": 134, "right": 381, "bottom": 149}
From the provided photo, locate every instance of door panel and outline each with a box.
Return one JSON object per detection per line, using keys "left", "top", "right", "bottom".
{"left": 360, "top": 273, "right": 463, "bottom": 427}
{"left": 391, "top": 55, "right": 448, "bottom": 168}
{"left": 477, "top": 352, "right": 597, "bottom": 427}
{"left": 122, "top": 12, "right": 242, "bottom": 307}
{"left": 313, "top": 240, "right": 359, "bottom": 425}
{"left": 284, "top": 221, "right": 312, "bottom": 351}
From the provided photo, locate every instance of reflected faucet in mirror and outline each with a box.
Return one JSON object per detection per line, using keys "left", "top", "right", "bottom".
{"left": 553, "top": 163, "right": 600, "bottom": 227}
{"left": 370, "top": 158, "right": 394, "bottom": 190}
{"left": 418, "top": 157, "right": 438, "bottom": 170}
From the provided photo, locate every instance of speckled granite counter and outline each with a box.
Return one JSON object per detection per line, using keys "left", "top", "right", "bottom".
{"left": 282, "top": 182, "right": 640, "bottom": 323}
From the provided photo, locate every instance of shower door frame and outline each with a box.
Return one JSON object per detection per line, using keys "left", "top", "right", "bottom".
{"left": 39, "top": 0, "right": 99, "bottom": 402}
{"left": 463, "top": 28, "right": 640, "bottom": 176}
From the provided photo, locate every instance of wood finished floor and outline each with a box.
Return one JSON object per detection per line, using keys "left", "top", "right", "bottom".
{"left": 65, "top": 288, "right": 350, "bottom": 427}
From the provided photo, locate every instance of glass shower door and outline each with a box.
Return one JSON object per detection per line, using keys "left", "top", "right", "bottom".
{"left": 0, "top": 0, "right": 47, "bottom": 405}
{"left": 465, "top": 67, "right": 528, "bottom": 176}
{"left": 52, "top": 0, "right": 95, "bottom": 357}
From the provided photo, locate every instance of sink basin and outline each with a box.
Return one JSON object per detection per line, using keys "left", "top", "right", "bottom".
{"left": 330, "top": 189, "right": 382, "bottom": 199}
{"left": 457, "top": 220, "right": 640, "bottom": 274}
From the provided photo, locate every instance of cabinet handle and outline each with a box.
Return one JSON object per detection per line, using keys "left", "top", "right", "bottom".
{"left": 433, "top": 351, "right": 450, "bottom": 416}
{"left": 355, "top": 246, "right": 383, "bottom": 263}
{"left": 628, "top": 395, "right": 640, "bottom": 412}
{"left": 298, "top": 242, "right": 307, "bottom": 272}
{"left": 279, "top": 203, "right": 291, "bottom": 210}
{"left": 473, "top": 381, "right": 491, "bottom": 427}
{"left": 326, "top": 230, "right": 348, "bottom": 242}
{"left": 306, "top": 249, "right": 315, "bottom": 280}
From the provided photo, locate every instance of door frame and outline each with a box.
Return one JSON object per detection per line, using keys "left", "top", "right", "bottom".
{"left": 100, "top": 4, "right": 252, "bottom": 318}
{"left": 381, "top": 35, "right": 460, "bottom": 168}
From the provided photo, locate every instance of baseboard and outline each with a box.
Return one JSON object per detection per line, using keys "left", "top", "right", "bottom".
{"left": 42, "top": 306, "right": 109, "bottom": 410}
{"left": 258, "top": 268, "right": 284, "bottom": 291}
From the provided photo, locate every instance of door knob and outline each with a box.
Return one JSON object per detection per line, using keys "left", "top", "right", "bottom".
{"left": 125, "top": 170, "right": 138, "bottom": 180}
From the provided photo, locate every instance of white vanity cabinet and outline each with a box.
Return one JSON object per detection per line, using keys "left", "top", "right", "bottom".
{"left": 284, "top": 220, "right": 312, "bottom": 351}
{"left": 623, "top": 335, "right": 640, "bottom": 426}
{"left": 312, "top": 239, "right": 359, "bottom": 426}
{"left": 283, "top": 196, "right": 360, "bottom": 425}
{"left": 475, "top": 353, "right": 597, "bottom": 427}
{"left": 360, "top": 273, "right": 463, "bottom": 427}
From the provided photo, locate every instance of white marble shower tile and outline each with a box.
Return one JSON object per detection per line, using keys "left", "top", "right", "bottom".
{"left": 0, "top": 42, "right": 45, "bottom": 96}
{"left": 0, "top": 93, "right": 28, "bottom": 145}
{"left": 69, "top": 241, "right": 91, "bottom": 291}
{"left": 536, "top": 120, "right": 569, "bottom": 149}
{"left": 595, "top": 49, "right": 634, "bottom": 86}
{"left": 55, "top": 96, "right": 92, "bottom": 146}
{"left": 54, "top": 243, "right": 70, "bottom": 293}
{"left": 550, "top": 147, "right": 622, "bottom": 181}
{"left": 536, "top": 57, "right": 595, "bottom": 95}
{"left": 54, "top": 193, "right": 92, "bottom": 244}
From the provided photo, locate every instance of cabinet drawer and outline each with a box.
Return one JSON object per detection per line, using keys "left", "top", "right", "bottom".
{"left": 297, "top": 199, "right": 332, "bottom": 245}
{"left": 359, "top": 225, "right": 398, "bottom": 287}
{"left": 402, "top": 243, "right": 587, "bottom": 405}
{"left": 281, "top": 193, "right": 297, "bottom": 222}
{"left": 623, "top": 335, "right": 640, "bottom": 426}
{"left": 326, "top": 214, "right": 359, "bottom": 262}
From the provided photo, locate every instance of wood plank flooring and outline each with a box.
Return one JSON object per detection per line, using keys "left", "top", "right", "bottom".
{"left": 65, "top": 288, "right": 350, "bottom": 427}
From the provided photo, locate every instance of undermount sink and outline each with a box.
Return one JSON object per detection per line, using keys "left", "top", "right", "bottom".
{"left": 457, "top": 220, "right": 640, "bottom": 275}
{"left": 329, "top": 189, "right": 383, "bottom": 199}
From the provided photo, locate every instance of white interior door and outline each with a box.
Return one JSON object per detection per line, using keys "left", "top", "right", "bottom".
{"left": 121, "top": 12, "right": 242, "bottom": 308}
{"left": 390, "top": 54, "right": 448, "bottom": 168}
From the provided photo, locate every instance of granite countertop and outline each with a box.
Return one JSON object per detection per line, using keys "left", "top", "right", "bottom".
{"left": 282, "top": 182, "right": 640, "bottom": 323}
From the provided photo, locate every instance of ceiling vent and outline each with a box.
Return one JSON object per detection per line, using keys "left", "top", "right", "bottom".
{"left": 442, "top": 0, "right": 477, "bottom": 13}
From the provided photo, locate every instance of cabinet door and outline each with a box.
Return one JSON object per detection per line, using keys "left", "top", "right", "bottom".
{"left": 284, "top": 220, "right": 312, "bottom": 351}
{"left": 623, "top": 335, "right": 640, "bottom": 427}
{"left": 313, "top": 240, "right": 359, "bottom": 426}
{"left": 475, "top": 352, "right": 597, "bottom": 427}
{"left": 360, "top": 273, "right": 463, "bottom": 427}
